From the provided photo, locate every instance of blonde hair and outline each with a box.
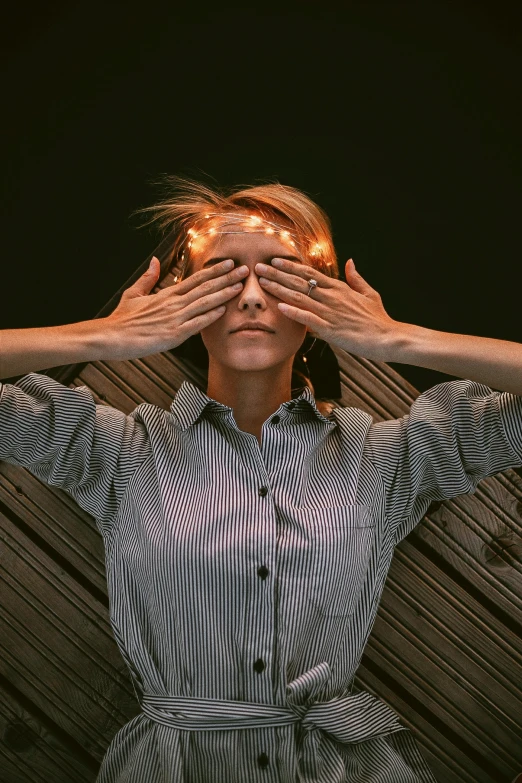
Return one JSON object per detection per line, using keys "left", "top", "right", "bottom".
{"left": 133, "top": 175, "right": 339, "bottom": 412}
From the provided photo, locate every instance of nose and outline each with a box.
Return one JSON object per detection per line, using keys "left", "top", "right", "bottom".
{"left": 236, "top": 267, "right": 268, "bottom": 311}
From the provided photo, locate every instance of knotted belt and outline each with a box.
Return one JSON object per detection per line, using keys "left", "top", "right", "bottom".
{"left": 140, "top": 661, "right": 405, "bottom": 746}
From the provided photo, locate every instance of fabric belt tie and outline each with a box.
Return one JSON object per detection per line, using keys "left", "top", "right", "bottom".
{"left": 140, "top": 663, "right": 405, "bottom": 746}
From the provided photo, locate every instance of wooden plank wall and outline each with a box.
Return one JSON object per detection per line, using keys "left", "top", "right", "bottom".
{"left": 1, "top": 262, "right": 521, "bottom": 782}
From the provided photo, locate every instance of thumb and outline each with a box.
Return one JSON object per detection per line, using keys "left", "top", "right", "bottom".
{"left": 345, "top": 258, "right": 378, "bottom": 297}
{"left": 124, "top": 256, "right": 160, "bottom": 298}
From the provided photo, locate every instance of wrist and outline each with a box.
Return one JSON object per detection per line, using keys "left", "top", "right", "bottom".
{"left": 385, "top": 321, "right": 439, "bottom": 365}
{"left": 72, "top": 317, "right": 119, "bottom": 362}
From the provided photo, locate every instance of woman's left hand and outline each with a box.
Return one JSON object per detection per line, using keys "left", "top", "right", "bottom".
{"left": 255, "top": 257, "right": 402, "bottom": 362}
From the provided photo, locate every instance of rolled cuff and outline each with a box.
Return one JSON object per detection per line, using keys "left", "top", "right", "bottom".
{"left": 497, "top": 392, "right": 522, "bottom": 463}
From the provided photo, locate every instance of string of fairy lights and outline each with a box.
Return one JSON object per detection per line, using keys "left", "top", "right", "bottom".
{"left": 172, "top": 212, "right": 330, "bottom": 283}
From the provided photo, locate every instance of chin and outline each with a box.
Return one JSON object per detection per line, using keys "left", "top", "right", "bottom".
{"left": 207, "top": 344, "right": 291, "bottom": 373}
{"left": 224, "top": 354, "right": 285, "bottom": 373}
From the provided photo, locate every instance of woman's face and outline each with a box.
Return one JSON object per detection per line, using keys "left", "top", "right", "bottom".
{"left": 188, "top": 231, "right": 308, "bottom": 374}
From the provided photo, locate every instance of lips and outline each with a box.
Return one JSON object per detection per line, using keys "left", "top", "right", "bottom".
{"left": 231, "top": 325, "right": 274, "bottom": 333}
{"left": 232, "top": 330, "right": 273, "bottom": 336}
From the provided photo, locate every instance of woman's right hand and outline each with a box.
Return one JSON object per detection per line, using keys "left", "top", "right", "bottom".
{"left": 103, "top": 256, "right": 248, "bottom": 360}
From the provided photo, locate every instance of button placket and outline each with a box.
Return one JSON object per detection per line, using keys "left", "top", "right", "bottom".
{"left": 244, "top": 472, "right": 274, "bottom": 707}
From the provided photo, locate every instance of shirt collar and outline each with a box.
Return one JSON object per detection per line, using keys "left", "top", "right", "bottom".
{"left": 170, "top": 380, "right": 333, "bottom": 432}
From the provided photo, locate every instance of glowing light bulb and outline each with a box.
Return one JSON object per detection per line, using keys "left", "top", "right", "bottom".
{"left": 209, "top": 227, "right": 216, "bottom": 234}
{"left": 188, "top": 228, "right": 196, "bottom": 236}
{"left": 281, "top": 230, "right": 290, "bottom": 239}
{"left": 265, "top": 227, "right": 275, "bottom": 234}
{"left": 205, "top": 214, "right": 210, "bottom": 218}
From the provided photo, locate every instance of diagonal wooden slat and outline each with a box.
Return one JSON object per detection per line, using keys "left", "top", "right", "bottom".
{"left": 0, "top": 680, "right": 96, "bottom": 783}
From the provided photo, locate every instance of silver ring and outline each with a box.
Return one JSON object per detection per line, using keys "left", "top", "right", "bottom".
{"left": 306, "top": 278, "right": 318, "bottom": 297}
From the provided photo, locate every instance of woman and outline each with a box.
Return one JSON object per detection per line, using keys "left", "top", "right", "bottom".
{"left": 1, "top": 177, "right": 521, "bottom": 783}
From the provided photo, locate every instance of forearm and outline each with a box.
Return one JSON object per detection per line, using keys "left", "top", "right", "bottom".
{"left": 392, "top": 322, "right": 522, "bottom": 395}
{"left": 0, "top": 318, "right": 114, "bottom": 379}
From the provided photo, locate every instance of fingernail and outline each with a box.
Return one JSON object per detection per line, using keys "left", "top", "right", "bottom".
{"left": 256, "top": 263, "right": 268, "bottom": 273}
{"left": 149, "top": 257, "right": 156, "bottom": 268}
{"left": 223, "top": 259, "right": 234, "bottom": 270}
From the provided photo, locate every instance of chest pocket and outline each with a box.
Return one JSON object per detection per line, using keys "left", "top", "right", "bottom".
{"left": 294, "top": 504, "right": 374, "bottom": 618}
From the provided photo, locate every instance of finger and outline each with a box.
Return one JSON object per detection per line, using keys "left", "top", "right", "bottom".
{"left": 257, "top": 275, "right": 325, "bottom": 313}
{"left": 174, "top": 259, "right": 238, "bottom": 295}
{"left": 267, "top": 257, "right": 335, "bottom": 287}
{"left": 254, "top": 258, "right": 335, "bottom": 299}
{"left": 182, "top": 280, "right": 244, "bottom": 320}
{"left": 181, "top": 266, "right": 248, "bottom": 306}
{"left": 277, "top": 302, "right": 330, "bottom": 332}
{"left": 177, "top": 262, "right": 249, "bottom": 305}
{"left": 180, "top": 302, "right": 229, "bottom": 337}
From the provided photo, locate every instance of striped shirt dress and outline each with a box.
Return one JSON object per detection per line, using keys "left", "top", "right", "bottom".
{"left": 1, "top": 371, "right": 522, "bottom": 782}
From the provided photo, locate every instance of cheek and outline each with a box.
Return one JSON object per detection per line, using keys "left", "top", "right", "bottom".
{"left": 275, "top": 312, "right": 307, "bottom": 343}
{"left": 199, "top": 320, "right": 223, "bottom": 353}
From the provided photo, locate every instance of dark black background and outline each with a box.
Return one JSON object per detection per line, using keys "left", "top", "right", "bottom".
{"left": 1, "top": 0, "right": 520, "bottom": 392}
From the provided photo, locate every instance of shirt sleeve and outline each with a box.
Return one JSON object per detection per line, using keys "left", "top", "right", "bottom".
{"left": 0, "top": 372, "right": 150, "bottom": 532}
{"left": 364, "top": 379, "right": 522, "bottom": 545}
